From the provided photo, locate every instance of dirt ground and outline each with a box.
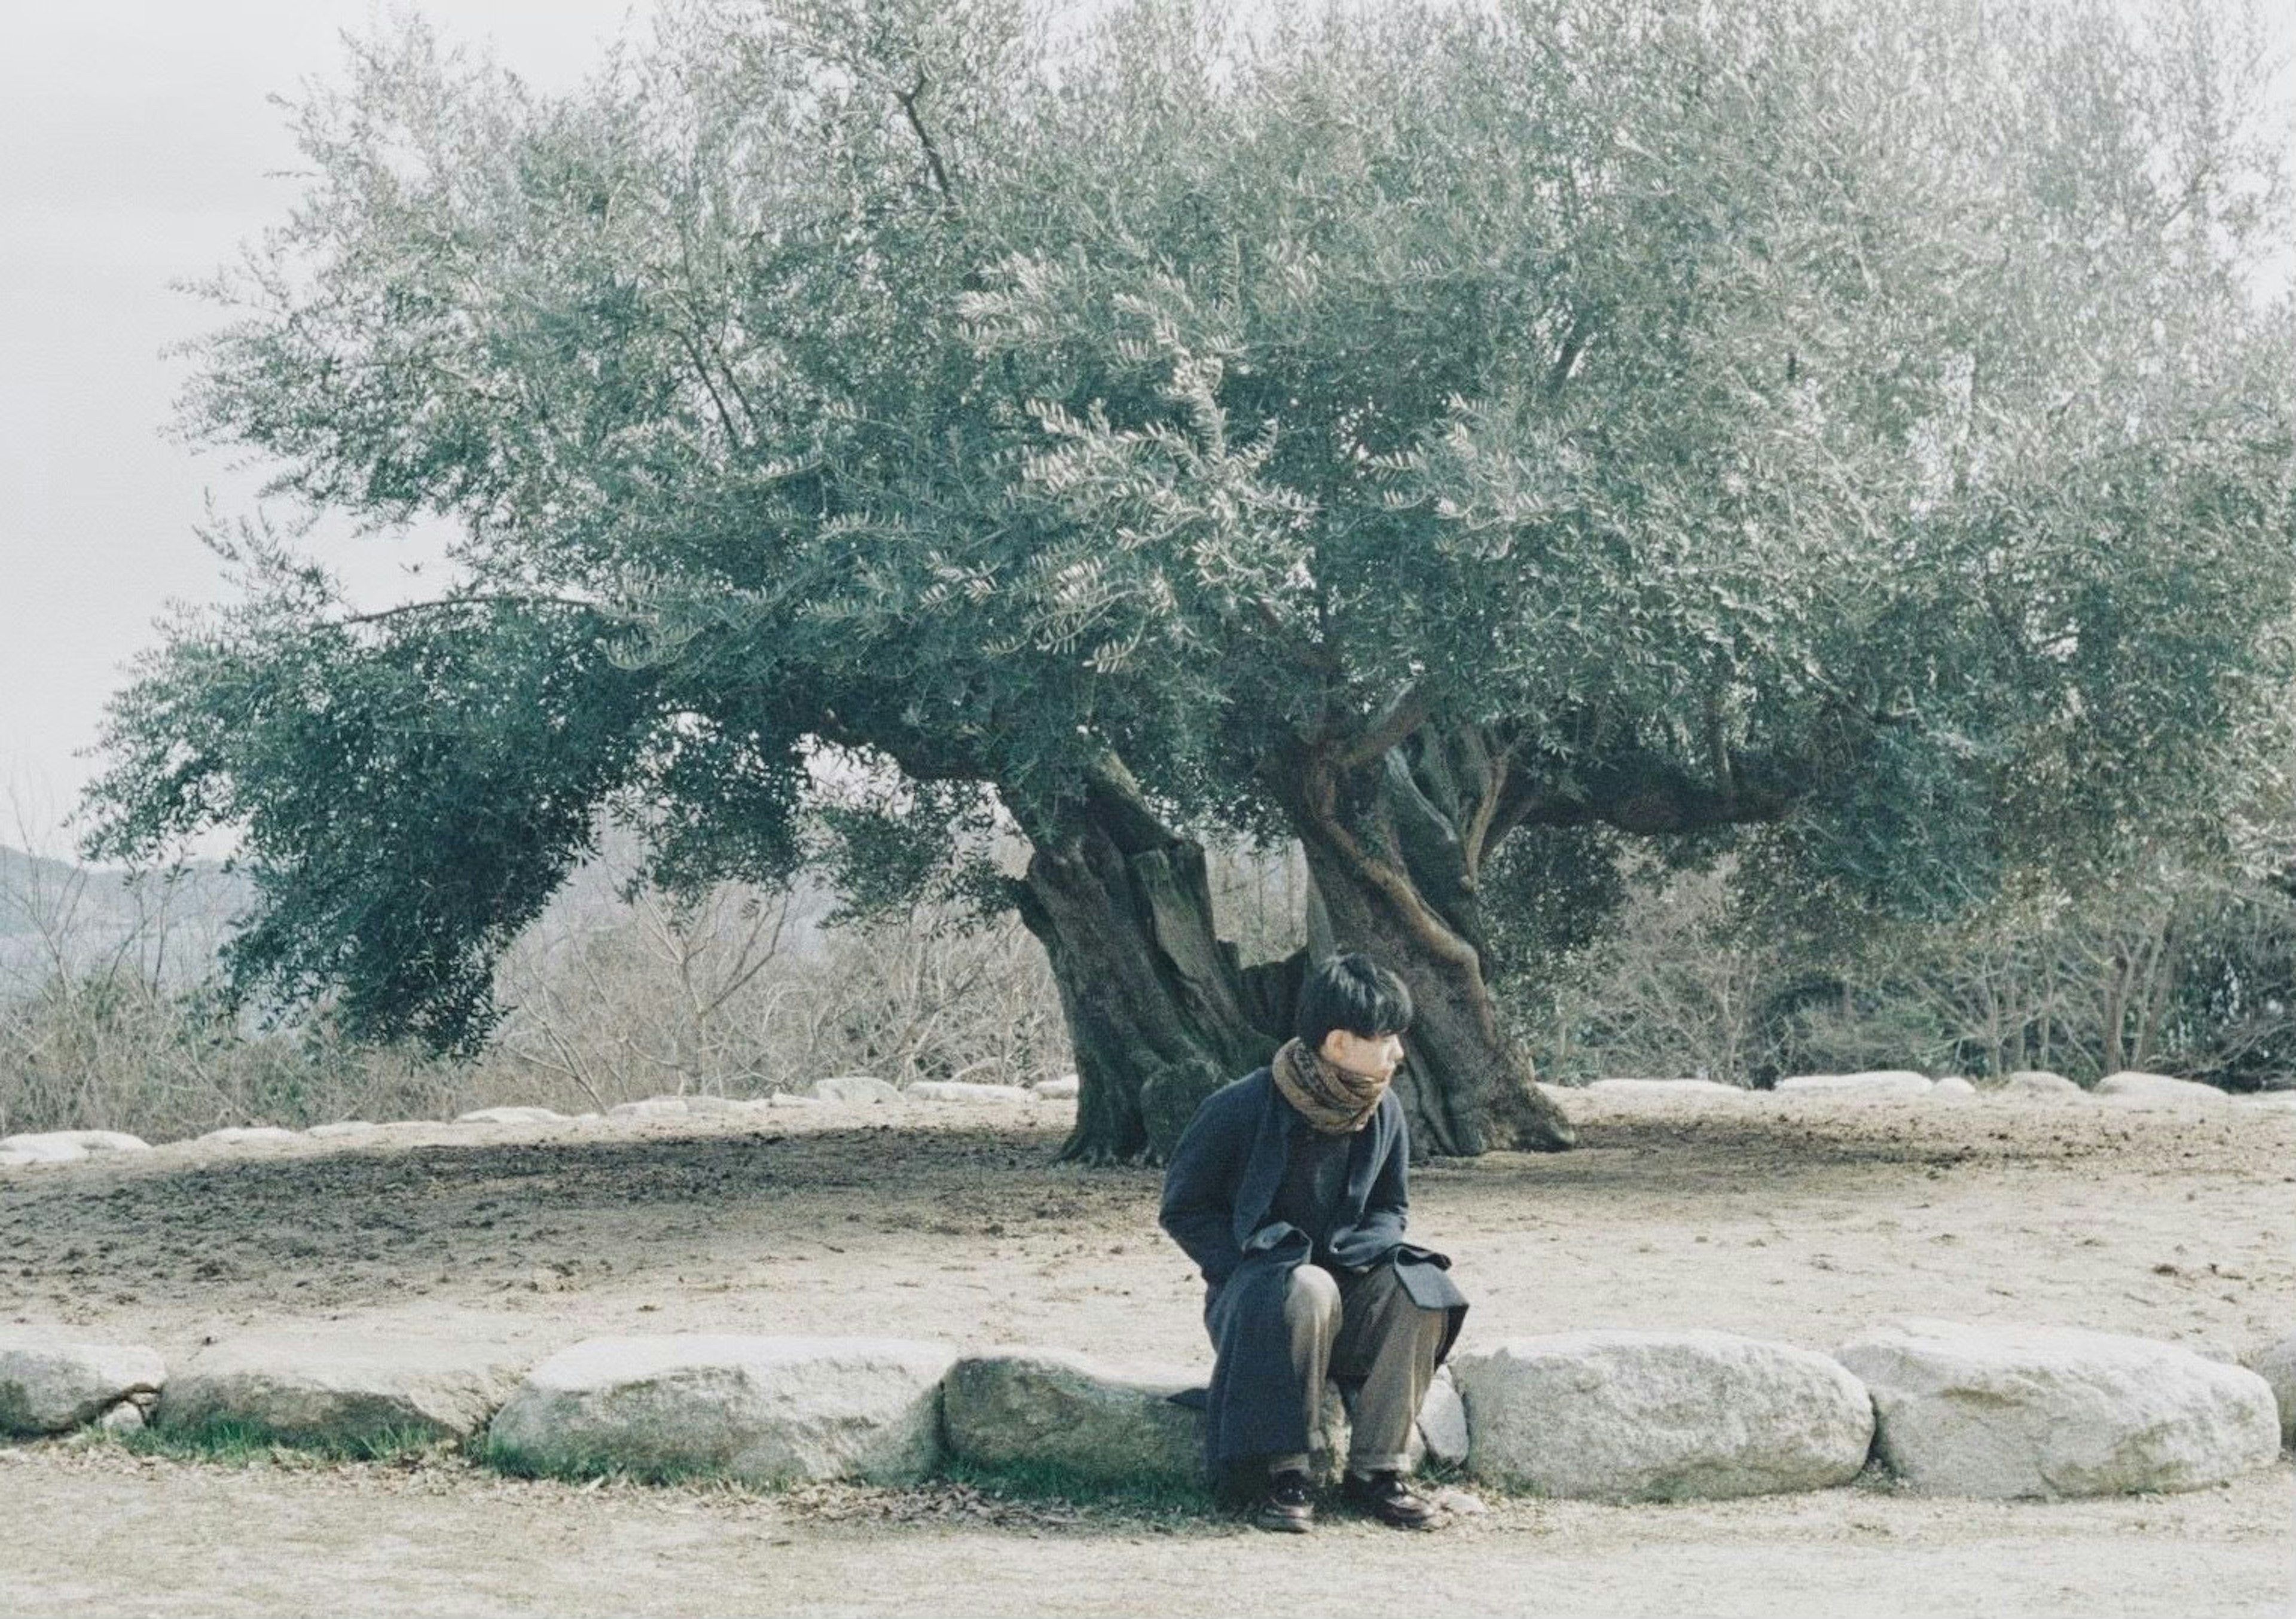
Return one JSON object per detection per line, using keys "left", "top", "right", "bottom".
{"left": 2, "top": 1089, "right": 2291, "bottom": 1617}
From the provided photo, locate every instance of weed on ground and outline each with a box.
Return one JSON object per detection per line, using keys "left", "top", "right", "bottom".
{"left": 112, "top": 1416, "right": 457, "bottom": 1468}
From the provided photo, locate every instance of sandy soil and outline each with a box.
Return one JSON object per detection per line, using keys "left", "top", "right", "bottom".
{"left": 1, "top": 1089, "right": 2291, "bottom": 1617}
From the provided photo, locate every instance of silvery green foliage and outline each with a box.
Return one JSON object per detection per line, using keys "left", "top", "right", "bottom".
{"left": 91, "top": 0, "right": 2296, "bottom": 1044}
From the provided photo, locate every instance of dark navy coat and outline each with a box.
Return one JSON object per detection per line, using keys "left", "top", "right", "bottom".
{"left": 1158, "top": 1067, "right": 1468, "bottom": 1470}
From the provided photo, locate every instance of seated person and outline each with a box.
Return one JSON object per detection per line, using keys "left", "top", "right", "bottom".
{"left": 1158, "top": 953, "right": 1467, "bottom": 1532}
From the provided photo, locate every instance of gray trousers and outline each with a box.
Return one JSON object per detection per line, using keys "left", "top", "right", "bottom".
{"left": 1268, "top": 1261, "right": 1449, "bottom": 1476}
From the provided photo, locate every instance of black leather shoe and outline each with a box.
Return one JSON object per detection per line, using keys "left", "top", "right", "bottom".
{"left": 1253, "top": 1469, "right": 1316, "bottom": 1534}
{"left": 1343, "top": 1470, "right": 1440, "bottom": 1529}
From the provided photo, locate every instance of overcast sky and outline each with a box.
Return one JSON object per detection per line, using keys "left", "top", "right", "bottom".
{"left": 0, "top": 1, "right": 642, "bottom": 853}
{"left": 2, "top": 1, "right": 2292, "bottom": 857}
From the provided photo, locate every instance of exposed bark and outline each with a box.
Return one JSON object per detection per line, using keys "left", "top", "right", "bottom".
{"left": 1304, "top": 833, "right": 1573, "bottom": 1156}
{"left": 1488, "top": 741, "right": 1796, "bottom": 845}
{"left": 1266, "top": 736, "right": 1578, "bottom": 1158}
{"left": 1263, "top": 714, "right": 1805, "bottom": 1154}
{"left": 1012, "top": 757, "right": 1289, "bottom": 1164}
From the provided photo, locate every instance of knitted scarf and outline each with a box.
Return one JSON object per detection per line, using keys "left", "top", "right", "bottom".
{"left": 1272, "top": 1036, "right": 1390, "bottom": 1134}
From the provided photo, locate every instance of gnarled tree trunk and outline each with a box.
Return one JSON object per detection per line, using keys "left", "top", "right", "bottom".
{"left": 1269, "top": 735, "right": 1578, "bottom": 1157}
{"left": 1014, "top": 758, "right": 1295, "bottom": 1163}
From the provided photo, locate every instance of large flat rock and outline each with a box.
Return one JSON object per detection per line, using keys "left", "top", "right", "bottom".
{"left": 1416, "top": 1365, "right": 1470, "bottom": 1468}
{"left": 906, "top": 1081, "right": 1031, "bottom": 1104}
{"left": 305, "top": 1121, "right": 378, "bottom": 1139}
{"left": 488, "top": 1336, "right": 955, "bottom": 1486}
{"left": 1836, "top": 1318, "right": 2280, "bottom": 1496}
{"left": 0, "top": 1131, "right": 151, "bottom": 1163}
{"left": 944, "top": 1349, "right": 1205, "bottom": 1484}
{"left": 1454, "top": 1330, "right": 1873, "bottom": 1501}
{"left": 942, "top": 1346, "right": 1465, "bottom": 1487}
{"left": 1776, "top": 1071, "right": 1934, "bottom": 1098}
{"left": 160, "top": 1328, "right": 530, "bottom": 1449}
{"left": 2248, "top": 1337, "right": 2296, "bottom": 1449}
{"left": 1584, "top": 1079, "right": 1748, "bottom": 1100}
{"left": 303, "top": 1121, "right": 438, "bottom": 1141}
{"left": 803, "top": 1076, "right": 901, "bottom": 1104}
{"left": 0, "top": 1328, "right": 167, "bottom": 1435}
{"left": 1991, "top": 1070, "right": 2083, "bottom": 1097}
{"left": 597, "top": 1095, "right": 756, "bottom": 1122}
{"left": 455, "top": 1107, "right": 569, "bottom": 1125}
{"left": 2094, "top": 1071, "right": 2227, "bottom": 1107}
{"left": 606, "top": 1097, "right": 695, "bottom": 1121}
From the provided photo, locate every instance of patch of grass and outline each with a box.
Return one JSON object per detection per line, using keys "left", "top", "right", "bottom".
{"left": 480, "top": 1438, "right": 740, "bottom": 1489}
{"left": 341, "top": 1424, "right": 463, "bottom": 1464}
{"left": 119, "top": 1416, "right": 452, "bottom": 1467}
{"left": 96, "top": 1416, "right": 1440, "bottom": 1532}
{"left": 117, "top": 1416, "right": 280, "bottom": 1467}
{"left": 483, "top": 1441, "right": 1218, "bottom": 1522}
{"left": 939, "top": 1456, "right": 1213, "bottom": 1519}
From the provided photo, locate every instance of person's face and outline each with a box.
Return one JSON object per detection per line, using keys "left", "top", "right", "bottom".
{"left": 1320, "top": 1027, "right": 1404, "bottom": 1082}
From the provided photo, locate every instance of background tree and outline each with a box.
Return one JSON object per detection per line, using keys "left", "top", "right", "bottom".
{"left": 960, "top": 0, "right": 2296, "bottom": 1148}
{"left": 89, "top": 0, "right": 2296, "bottom": 1161}
{"left": 97, "top": 1, "right": 1299, "bottom": 1163}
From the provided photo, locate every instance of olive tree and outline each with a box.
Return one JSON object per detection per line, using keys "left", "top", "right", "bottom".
{"left": 90, "top": 0, "right": 2296, "bottom": 1160}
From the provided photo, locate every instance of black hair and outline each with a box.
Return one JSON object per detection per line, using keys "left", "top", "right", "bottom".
{"left": 1296, "top": 952, "right": 1414, "bottom": 1052}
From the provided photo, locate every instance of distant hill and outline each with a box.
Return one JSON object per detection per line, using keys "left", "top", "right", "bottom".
{"left": 0, "top": 846, "right": 251, "bottom": 984}
{"left": 0, "top": 836, "right": 845, "bottom": 994}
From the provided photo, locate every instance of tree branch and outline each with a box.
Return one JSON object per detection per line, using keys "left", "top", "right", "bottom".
{"left": 1338, "top": 679, "right": 1439, "bottom": 771}
{"left": 1491, "top": 748, "right": 1795, "bottom": 842}
{"left": 893, "top": 71, "right": 958, "bottom": 215}
{"left": 333, "top": 594, "right": 609, "bottom": 630}
{"left": 1458, "top": 726, "right": 1518, "bottom": 877}
{"left": 1253, "top": 597, "right": 1341, "bottom": 674}
{"left": 1267, "top": 743, "right": 1480, "bottom": 972}
{"left": 670, "top": 324, "right": 751, "bottom": 450}
{"left": 1545, "top": 308, "right": 1596, "bottom": 398}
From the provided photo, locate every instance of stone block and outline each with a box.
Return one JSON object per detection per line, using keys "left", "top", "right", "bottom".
{"left": 2245, "top": 1337, "right": 2295, "bottom": 1450}
{"left": 1776, "top": 1072, "right": 1934, "bottom": 1098}
{"left": 0, "top": 1131, "right": 150, "bottom": 1163}
{"left": 1455, "top": 1330, "right": 1873, "bottom": 1501}
{"left": 944, "top": 1348, "right": 1204, "bottom": 1484}
{"left": 488, "top": 1335, "right": 955, "bottom": 1486}
{"left": 804, "top": 1076, "right": 902, "bottom": 1104}
{"left": 906, "top": 1081, "right": 1031, "bottom": 1104}
{"left": 2094, "top": 1072, "right": 2227, "bottom": 1107}
{"left": 1416, "top": 1365, "right": 1470, "bottom": 1468}
{"left": 1836, "top": 1318, "right": 2279, "bottom": 1496}
{"left": 0, "top": 1329, "right": 167, "bottom": 1435}
{"left": 160, "top": 1328, "right": 530, "bottom": 1449}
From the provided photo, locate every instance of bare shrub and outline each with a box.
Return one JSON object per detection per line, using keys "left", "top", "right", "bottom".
{"left": 1204, "top": 839, "right": 1309, "bottom": 967}
{"left": 1523, "top": 852, "right": 2296, "bottom": 1089}
{"left": 1532, "top": 865, "right": 1772, "bottom": 1087}
{"left": 0, "top": 982, "right": 474, "bottom": 1141}
{"left": 478, "top": 876, "right": 1070, "bottom": 1111}
{"left": 0, "top": 802, "right": 1074, "bottom": 1135}
{"left": 0, "top": 839, "right": 467, "bottom": 1138}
